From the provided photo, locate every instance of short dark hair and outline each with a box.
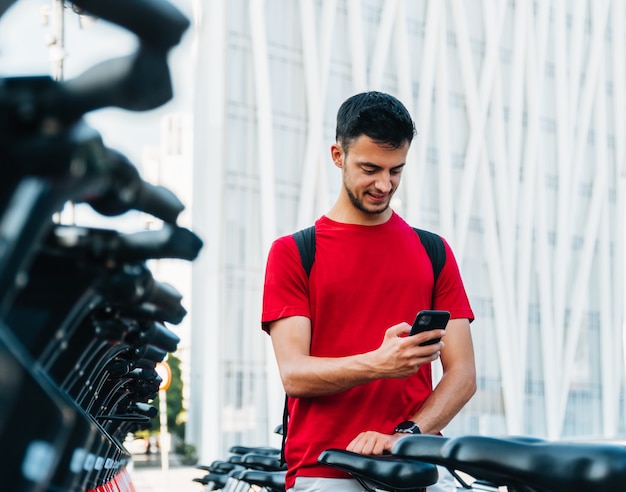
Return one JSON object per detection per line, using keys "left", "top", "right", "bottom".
{"left": 335, "top": 91, "right": 416, "bottom": 150}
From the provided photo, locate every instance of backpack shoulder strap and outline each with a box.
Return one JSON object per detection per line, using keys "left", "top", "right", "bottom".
{"left": 413, "top": 227, "right": 446, "bottom": 282}
{"left": 293, "top": 225, "right": 316, "bottom": 276}
{"left": 413, "top": 227, "right": 446, "bottom": 307}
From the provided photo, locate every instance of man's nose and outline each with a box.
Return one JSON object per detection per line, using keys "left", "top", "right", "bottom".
{"left": 375, "top": 173, "right": 393, "bottom": 193}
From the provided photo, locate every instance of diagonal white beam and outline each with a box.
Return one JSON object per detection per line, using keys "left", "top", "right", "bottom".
{"left": 347, "top": 0, "right": 367, "bottom": 91}
{"left": 611, "top": 0, "right": 626, "bottom": 407}
{"left": 369, "top": 1, "right": 397, "bottom": 89}
{"left": 557, "top": 0, "right": 611, "bottom": 436}
{"left": 249, "top": 1, "right": 277, "bottom": 253}
{"left": 435, "top": 5, "right": 453, "bottom": 237}
{"left": 551, "top": 0, "right": 570, "bottom": 370}
{"left": 405, "top": 0, "right": 440, "bottom": 227}
{"left": 189, "top": 0, "right": 226, "bottom": 464}
{"left": 450, "top": 0, "right": 524, "bottom": 432}
{"left": 248, "top": 0, "right": 282, "bottom": 444}
{"left": 298, "top": 0, "right": 337, "bottom": 227}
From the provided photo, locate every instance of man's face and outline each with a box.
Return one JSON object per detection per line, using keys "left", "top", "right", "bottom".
{"left": 333, "top": 135, "right": 409, "bottom": 216}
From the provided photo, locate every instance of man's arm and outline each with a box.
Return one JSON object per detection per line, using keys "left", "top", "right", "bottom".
{"left": 346, "top": 318, "right": 476, "bottom": 455}
{"left": 269, "top": 315, "right": 445, "bottom": 398}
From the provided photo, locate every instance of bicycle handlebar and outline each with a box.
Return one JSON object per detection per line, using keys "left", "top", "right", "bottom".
{"left": 1, "top": 49, "right": 173, "bottom": 130}
{"left": 47, "top": 224, "right": 203, "bottom": 263}
{"left": 85, "top": 147, "right": 185, "bottom": 224}
{"left": 69, "top": 0, "right": 190, "bottom": 50}
{"left": 62, "top": 47, "right": 174, "bottom": 117}
{"left": 117, "top": 225, "right": 203, "bottom": 262}
{"left": 0, "top": 1, "right": 198, "bottom": 484}
{"left": 2, "top": 117, "right": 184, "bottom": 223}
{"left": 139, "top": 321, "right": 180, "bottom": 353}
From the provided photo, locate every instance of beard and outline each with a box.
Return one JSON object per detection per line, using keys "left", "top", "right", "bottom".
{"left": 344, "top": 182, "right": 391, "bottom": 215}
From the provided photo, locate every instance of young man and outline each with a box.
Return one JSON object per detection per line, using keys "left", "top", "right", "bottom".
{"left": 262, "top": 91, "right": 476, "bottom": 491}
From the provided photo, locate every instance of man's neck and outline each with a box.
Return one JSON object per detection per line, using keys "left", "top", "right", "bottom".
{"left": 326, "top": 200, "right": 393, "bottom": 226}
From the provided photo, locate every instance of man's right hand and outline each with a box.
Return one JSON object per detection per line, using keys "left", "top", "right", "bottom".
{"left": 371, "top": 323, "right": 444, "bottom": 379}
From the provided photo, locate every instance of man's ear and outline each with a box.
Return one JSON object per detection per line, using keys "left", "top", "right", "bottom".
{"left": 330, "top": 143, "right": 343, "bottom": 168}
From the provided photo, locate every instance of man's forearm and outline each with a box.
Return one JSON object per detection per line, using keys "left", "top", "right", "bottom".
{"left": 410, "top": 365, "right": 476, "bottom": 435}
{"left": 279, "top": 352, "right": 381, "bottom": 398}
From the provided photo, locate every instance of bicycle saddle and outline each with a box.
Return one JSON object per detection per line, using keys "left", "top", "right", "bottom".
{"left": 240, "top": 452, "right": 286, "bottom": 471}
{"left": 318, "top": 449, "right": 438, "bottom": 492}
{"left": 397, "top": 435, "right": 626, "bottom": 492}
{"left": 192, "top": 472, "right": 229, "bottom": 488}
{"left": 234, "top": 469, "right": 286, "bottom": 492}
{"left": 391, "top": 434, "right": 451, "bottom": 464}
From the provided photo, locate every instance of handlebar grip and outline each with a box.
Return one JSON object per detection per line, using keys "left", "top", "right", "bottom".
{"left": 136, "top": 301, "right": 187, "bottom": 325}
{"left": 131, "top": 365, "right": 159, "bottom": 381}
{"left": 86, "top": 147, "right": 185, "bottom": 223}
{"left": 61, "top": 47, "right": 173, "bottom": 118}
{"left": 144, "top": 281, "right": 183, "bottom": 314}
{"left": 133, "top": 181, "right": 185, "bottom": 224}
{"left": 70, "top": 0, "right": 190, "bottom": 49}
{"left": 120, "top": 225, "right": 203, "bottom": 261}
{"left": 134, "top": 344, "right": 167, "bottom": 363}
{"left": 141, "top": 321, "right": 180, "bottom": 353}
{"left": 45, "top": 224, "right": 202, "bottom": 263}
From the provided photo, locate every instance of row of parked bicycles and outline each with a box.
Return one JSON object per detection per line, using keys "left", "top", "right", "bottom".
{"left": 191, "top": 426, "right": 626, "bottom": 492}
{"left": 4, "top": 1, "right": 626, "bottom": 492}
{"left": 0, "top": 0, "right": 200, "bottom": 491}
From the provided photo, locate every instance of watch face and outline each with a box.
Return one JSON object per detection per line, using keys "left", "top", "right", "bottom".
{"left": 394, "top": 421, "right": 420, "bottom": 434}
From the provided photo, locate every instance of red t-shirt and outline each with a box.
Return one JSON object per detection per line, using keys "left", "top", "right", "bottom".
{"left": 262, "top": 213, "right": 474, "bottom": 489}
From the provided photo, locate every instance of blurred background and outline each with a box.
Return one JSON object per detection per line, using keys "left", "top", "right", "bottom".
{"left": 1, "top": 0, "right": 624, "bottom": 474}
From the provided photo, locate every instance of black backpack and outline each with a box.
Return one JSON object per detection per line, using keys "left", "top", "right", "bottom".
{"left": 278, "top": 225, "right": 446, "bottom": 464}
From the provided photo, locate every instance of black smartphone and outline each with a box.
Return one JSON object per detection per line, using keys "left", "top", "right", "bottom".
{"left": 409, "top": 310, "right": 450, "bottom": 345}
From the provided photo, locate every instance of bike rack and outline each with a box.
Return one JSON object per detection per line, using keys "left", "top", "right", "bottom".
{"left": 0, "top": 1, "right": 199, "bottom": 490}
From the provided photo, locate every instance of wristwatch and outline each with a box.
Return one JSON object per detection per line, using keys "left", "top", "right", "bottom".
{"left": 394, "top": 420, "right": 421, "bottom": 435}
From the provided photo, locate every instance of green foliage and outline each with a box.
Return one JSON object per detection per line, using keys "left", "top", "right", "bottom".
{"left": 151, "top": 353, "right": 186, "bottom": 440}
{"left": 176, "top": 442, "right": 198, "bottom": 465}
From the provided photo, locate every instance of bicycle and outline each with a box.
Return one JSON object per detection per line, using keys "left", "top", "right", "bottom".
{"left": 311, "top": 434, "right": 626, "bottom": 492}
{"left": 0, "top": 1, "right": 201, "bottom": 490}
{"left": 392, "top": 434, "right": 626, "bottom": 492}
{"left": 193, "top": 444, "right": 286, "bottom": 492}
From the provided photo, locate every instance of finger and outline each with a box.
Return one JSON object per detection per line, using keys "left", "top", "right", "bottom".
{"left": 345, "top": 434, "right": 363, "bottom": 453}
{"left": 408, "top": 329, "right": 446, "bottom": 347}
{"left": 387, "top": 322, "right": 411, "bottom": 338}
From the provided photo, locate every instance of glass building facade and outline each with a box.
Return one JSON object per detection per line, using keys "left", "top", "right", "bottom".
{"left": 187, "top": 0, "right": 626, "bottom": 463}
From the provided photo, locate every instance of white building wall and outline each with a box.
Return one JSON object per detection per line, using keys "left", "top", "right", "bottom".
{"left": 189, "top": 0, "right": 626, "bottom": 463}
